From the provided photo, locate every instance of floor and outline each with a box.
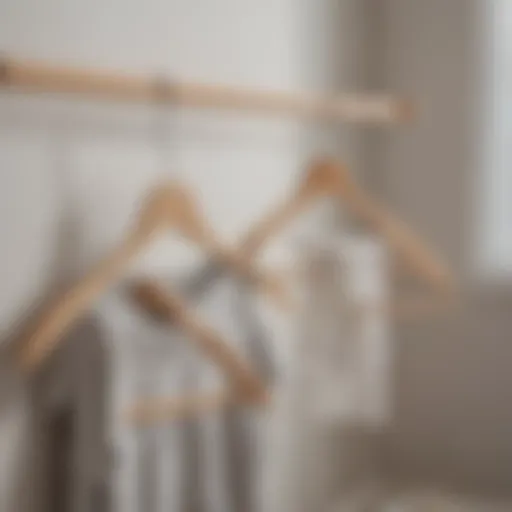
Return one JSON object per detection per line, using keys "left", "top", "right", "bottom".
{"left": 330, "top": 486, "right": 512, "bottom": 511}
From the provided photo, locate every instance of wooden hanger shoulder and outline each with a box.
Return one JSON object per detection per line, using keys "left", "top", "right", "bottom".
{"left": 242, "top": 158, "right": 454, "bottom": 294}
{"left": 240, "top": 159, "right": 358, "bottom": 256}
{"left": 18, "top": 180, "right": 287, "bottom": 373}
{"left": 129, "top": 279, "right": 268, "bottom": 406}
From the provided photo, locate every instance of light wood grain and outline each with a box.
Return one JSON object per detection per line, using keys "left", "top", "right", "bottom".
{"left": 18, "top": 181, "right": 284, "bottom": 372}
{"left": 125, "top": 388, "right": 271, "bottom": 425}
{"left": 19, "top": 233, "right": 148, "bottom": 372}
{"left": 0, "top": 56, "right": 413, "bottom": 123}
{"left": 129, "top": 280, "right": 268, "bottom": 404}
{"left": 242, "top": 158, "right": 454, "bottom": 294}
{"left": 142, "top": 183, "right": 289, "bottom": 308}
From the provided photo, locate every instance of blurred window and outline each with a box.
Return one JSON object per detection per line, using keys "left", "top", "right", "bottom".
{"left": 478, "top": 0, "right": 512, "bottom": 275}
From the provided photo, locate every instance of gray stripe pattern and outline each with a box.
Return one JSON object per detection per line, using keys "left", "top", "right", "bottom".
{"left": 131, "top": 261, "right": 277, "bottom": 512}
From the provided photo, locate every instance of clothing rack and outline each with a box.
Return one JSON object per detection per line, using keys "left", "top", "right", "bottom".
{"left": 0, "top": 55, "right": 413, "bottom": 123}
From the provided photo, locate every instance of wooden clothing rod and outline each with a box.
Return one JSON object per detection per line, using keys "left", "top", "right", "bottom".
{"left": 0, "top": 56, "right": 413, "bottom": 123}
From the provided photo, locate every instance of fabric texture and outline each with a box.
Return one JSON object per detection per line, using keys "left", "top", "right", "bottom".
{"left": 5, "top": 227, "right": 388, "bottom": 512}
{"left": 271, "top": 233, "right": 391, "bottom": 512}
{"left": 300, "top": 234, "right": 390, "bottom": 426}
{"left": 102, "top": 263, "right": 285, "bottom": 512}
{"left": 0, "top": 356, "right": 31, "bottom": 512}
{"left": 171, "top": 272, "right": 280, "bottom": 512}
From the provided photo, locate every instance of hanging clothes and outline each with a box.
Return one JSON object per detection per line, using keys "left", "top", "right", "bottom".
{"left": 0, "top": 355, "right": 33, "bottom": 512}
{"left": 300, "top": 233, "right": 391, "bottom": 427}
{"left": 101, "top": 286, "right": 189, "bottom": 512}
{"left": 12, "top": 314, "right": 112, "bottom": 512}
{"left": 173, "top": 244, "right": 303, "bottom": 512}
{"left": 270, "top": 232, "right": 391, "bottom": 512}
{"left": 164, "top": 270, "right": 281, "bottom": 512}
{"left": 98, "top": 265, "right": 285, "bottom": 512}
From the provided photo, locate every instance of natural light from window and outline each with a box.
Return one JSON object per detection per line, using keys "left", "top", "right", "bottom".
{"left": 478, "top": 0, "right": 512, "bottom": 277}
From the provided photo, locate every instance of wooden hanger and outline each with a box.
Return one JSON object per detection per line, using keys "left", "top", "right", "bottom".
{"left": 240, "top": 158, "right": 456, "bottom": 325}
{"left": 126, "top": 389, "right": 238, "bottom": 425}
{"left": 126, "top": 279, "right": 270, "bottom": 425}
{"left": 241, "top": 157, "right": 454, "bottom": 295}
{"left": 18, "top": 181, "right": 287, "bottom": 373}
{"left": 125, "top": 280, "right": 268, "bottom": 422}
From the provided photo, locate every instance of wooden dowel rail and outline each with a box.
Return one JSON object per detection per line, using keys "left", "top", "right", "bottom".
{"left": 0, "top": 56, "right": 413, "bottom": 123}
